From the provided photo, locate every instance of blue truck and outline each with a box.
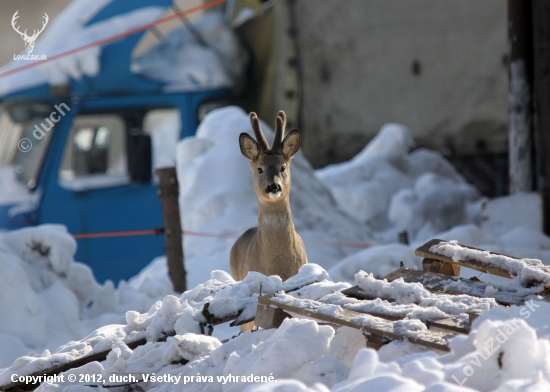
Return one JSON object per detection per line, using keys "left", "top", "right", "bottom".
{"left": 0, "top": 0, "right": 235, "bottom": 283}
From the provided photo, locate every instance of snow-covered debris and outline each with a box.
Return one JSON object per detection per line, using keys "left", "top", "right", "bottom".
{"left": 0, "top": 0, "right": 165, "bottom": 95}
{"left": 429, "top": 240, "right": 550, "bottom": 288}
{"left": 354, "top": 271, "right": 496, "bottom": 315}
{"left": 132, "top": 12, "right": 249, "bottom": 91}
{"left": 176, "top": 106, "right": 373, "bottom": 287}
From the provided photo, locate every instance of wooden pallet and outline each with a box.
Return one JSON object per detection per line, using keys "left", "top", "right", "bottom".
{"left": 255, "top": 273, "right": 485, "bottom": 352}
{"left": 256, "top": 239, "right": 550, "bottom": 353}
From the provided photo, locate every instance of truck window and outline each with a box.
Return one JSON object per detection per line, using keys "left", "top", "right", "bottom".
{"left": 59, "top": 114, "right": 128, "bottom": 190}
{"left": 0, "top": 102, "right": 56, "bottom": 191}
{"left": 58, "top": 109, "right": 181, "bottom": 190}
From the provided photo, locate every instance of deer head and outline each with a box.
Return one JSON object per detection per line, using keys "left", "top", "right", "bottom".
{"left": 12, "top": 11, "right": 49, "bottom": 54}
{"left": 239, "top": 111, "right": 300, "bottom": 203}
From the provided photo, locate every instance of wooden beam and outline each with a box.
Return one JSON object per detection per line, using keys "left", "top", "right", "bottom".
{"left": 156, "top": 167, "right": 186, "bottom": 293}
{"left": 261, "top": 295, "right": 454, "bottom": 352}
{"left": 415, "top": 239, "right": 514, "bottom": 279}
{"left": 340, "top": 286, "right": 469, "bottom": 334}
{"left": 422, "top": 258, "right": 461, "bottom": 276}
{"left": 379, "top": 267, "right": 548, "bottom": 306}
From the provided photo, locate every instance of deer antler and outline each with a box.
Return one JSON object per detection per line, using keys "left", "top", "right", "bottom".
{"left": 249, "top": 112, "right": 269, "bottom": 152}
{"left": 271, "top": 111, "right": 286, "bottom": 153}
{"left": 11, "top": 11, "right": 29, "bottom": 39}
{"left": 29, "top": 13, "right": 49, "bottom": 40}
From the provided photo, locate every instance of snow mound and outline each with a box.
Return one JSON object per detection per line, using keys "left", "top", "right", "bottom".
{"left": 316, "top": 125, "right": 481, "bottom": 243}
{"left": 0, "top": 225, "right": 173, "bottom": 369}
{"left": 132, "top": 12, "right": 249, "bottom": 91}
{"left": 176, "top": 106, "right": 373, "bottom": 287}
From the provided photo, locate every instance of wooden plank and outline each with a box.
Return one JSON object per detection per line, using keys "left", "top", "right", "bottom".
{"left": 415, "top": 239, "right": 514, "bottom": 278}
{"left": 384, "top": 268, "right": 550, "bottom": 306}
{"left": 340, "top": 285, "right": 469, "bottom": 334}
{"left": 260, "top": 295, "right": 454, "bottom": 352}
{"left": 255, "top": 299, "right": 292, "bottom": 329}
{"left": 380, "top": 268, "right": 517, "bottom": 305}
{"left": 422, "top": 258, "right": 460, "bottom": 276}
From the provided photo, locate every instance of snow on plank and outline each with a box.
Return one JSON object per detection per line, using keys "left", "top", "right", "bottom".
{"left": 351, "top": 270, "right": 496, "bottom": 315}
{"left": 417, "top": 239, "right": 550, "bottom": 287}
{"left": 416, "top": 239, "right": 513, "bottom": 278}
{"left": 319, "top": 289, "right": 470, "bottom": 334}
{"left": 260, "top": 294, "right": 454, "bottom": 352}
{"left": 381, "top": 267, "right": 550, "bottom": 306}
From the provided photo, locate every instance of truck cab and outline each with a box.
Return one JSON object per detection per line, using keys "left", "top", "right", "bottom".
{"left": 0, "top": 0, "right": 236, "bottom": 283}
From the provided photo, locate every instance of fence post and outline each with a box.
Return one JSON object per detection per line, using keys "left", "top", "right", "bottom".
{"left": 156, "top": 167, "right": 186, "bottom": 293}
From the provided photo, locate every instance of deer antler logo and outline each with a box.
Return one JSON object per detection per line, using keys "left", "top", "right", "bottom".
{"left": 11, "top": 11, "right": 49, "bottom": 54}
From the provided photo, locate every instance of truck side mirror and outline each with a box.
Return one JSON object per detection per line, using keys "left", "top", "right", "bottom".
{"left": 127, "top": 129, "right": 152, "bottom": 183}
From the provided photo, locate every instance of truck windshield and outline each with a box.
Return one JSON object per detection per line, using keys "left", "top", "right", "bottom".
{"left": 0, "top": 102, "right": 55, "bottom": 190}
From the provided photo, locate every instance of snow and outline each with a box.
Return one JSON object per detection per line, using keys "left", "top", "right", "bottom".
{"left": 132, "top": 12, "right": 249, "bottom": 91}
{"left": 0, "top": 0, "right": 165, "bottom": 96}
{"left": 429, "top": 240, "right": 550, "bottom": 287}
{"left": 0, "top": 4, "right": 249, "bottom": 96}
{"left": 316, "top": 124, "right": 481, "bottom": 243}
{"left": 480, "top": 193, "right": 542, "bottom": 238}
{"left": 0, "top": 225, "right": 173, "bottom": 369}
{"left": 354, "top": 271, "right": 496, "bottom": 315}
{"left": 0, "top": 168, "right": 33, "bottom": 205}
{"left": 3, "top": 105, "right": 550, "bottom": 391}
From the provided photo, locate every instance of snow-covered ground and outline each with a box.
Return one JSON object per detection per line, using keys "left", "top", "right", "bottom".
{"left": 1, "top": 107, "right": 550, "bottom": 392}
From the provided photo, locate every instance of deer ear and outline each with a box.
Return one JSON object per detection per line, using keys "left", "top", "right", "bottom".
{"left": 239, "top": 133, "right": 260, "bottom": 161}
{"left": 282, "top": 129, "right": 300, "bottom": 159}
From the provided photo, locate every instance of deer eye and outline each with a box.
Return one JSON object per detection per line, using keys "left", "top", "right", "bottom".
{"left": 257, "top": 168, "right": 263, "bottom": 174}
{"left": 281, "top": 166, "right": 286, "bottom": 172}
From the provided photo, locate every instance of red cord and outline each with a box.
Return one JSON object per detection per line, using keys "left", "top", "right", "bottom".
{"left": 71, "top": 229, "right": 372, "bottom": 249}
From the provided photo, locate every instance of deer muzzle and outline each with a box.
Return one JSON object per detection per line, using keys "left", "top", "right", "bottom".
{"left": 266, "top": 183, "right": 282, "bottom": 199}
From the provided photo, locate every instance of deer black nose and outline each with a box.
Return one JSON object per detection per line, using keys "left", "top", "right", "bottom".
{"left": 267, "top": 184, "right": 282, "bottom": 193}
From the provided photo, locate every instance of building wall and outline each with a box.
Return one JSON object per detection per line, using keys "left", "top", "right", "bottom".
{"left": 292, "top": 0, "right": 508, "bottom": 167}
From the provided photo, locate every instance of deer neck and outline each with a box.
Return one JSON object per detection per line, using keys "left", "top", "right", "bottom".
{"left": 257, "top": 196, "right": 295, "bottom": 236}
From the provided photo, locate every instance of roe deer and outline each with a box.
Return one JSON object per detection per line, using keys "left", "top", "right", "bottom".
{"left": 230, "top": 111, "right": 308, "bottom": 283}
